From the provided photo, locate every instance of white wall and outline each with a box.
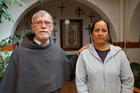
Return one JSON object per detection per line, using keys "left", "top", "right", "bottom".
{"left": 128, "top": 1, "right": 140, "bottom": 42}
{"left": 83, "top": 0, "right": 120, "bottom": 41}
{"left": 126, "top": 49, "right": 140, "bottom": 63}
{"left": 0, "top": 0, "right": 119, "bottom": 41}
{"left": 126, "top": 0, "right": 140, "bottom": 63}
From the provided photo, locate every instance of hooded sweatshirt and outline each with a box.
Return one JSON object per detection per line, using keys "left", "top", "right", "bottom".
{"left": 76, "top": 43, "right": 134, "bottom": 93}
{"left": 0, "top": 33, "right": 77, "bottom": 93}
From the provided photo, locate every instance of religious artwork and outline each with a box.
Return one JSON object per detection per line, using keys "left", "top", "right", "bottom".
{"left": 60, "top": 19, "right": 83, "bottom": 50}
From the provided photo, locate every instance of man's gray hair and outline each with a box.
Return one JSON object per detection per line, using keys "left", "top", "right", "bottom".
{"left": 32, "top": 10, "right": 53, "bottom": 23}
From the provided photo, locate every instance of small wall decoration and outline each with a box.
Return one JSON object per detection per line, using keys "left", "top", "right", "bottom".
{"left": 53, "top": 29, "right": 58, "bottom": 43}
{"left": 88, "top": 13, "right": 95, "bottom": 23}
{"left": 85, "top": 24, "right": 92, "bottom": 35}
{"left": 139, "top": 33, "right": 140, "bottom": 42}
{"left": 90, "top": 37, "right": 92, "bottom": 43}
{"left": 60, "top": 19, "right": 83, "bottom": 50}
{"left": 58, "top": 3, "right": 66, "bottom": 15}
{"left": 53, "top": 38, "right": 57, "bottom": 43}
{"left": 75, "top": 7, "right": 85, "bottom": 17}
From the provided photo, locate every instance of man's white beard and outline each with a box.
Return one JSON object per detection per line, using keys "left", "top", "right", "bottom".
{"left": 35, "top": 29, "right": 52, "bottom": 40}
{"left": 39, "top": 31, "right": 52, "bottom": 39}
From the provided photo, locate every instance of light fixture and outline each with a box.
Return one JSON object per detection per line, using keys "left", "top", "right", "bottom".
{"left": 64, "top": 19, "right": 70, "bottom": 25}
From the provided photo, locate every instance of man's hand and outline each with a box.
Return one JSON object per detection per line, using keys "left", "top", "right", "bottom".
{"left": 76, "top": 44, "right": 89, "bottom": 56}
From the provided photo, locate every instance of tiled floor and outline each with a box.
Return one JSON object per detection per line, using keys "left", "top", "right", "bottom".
{"left": 61, "top": 81, "right": 77, "bottom": 93}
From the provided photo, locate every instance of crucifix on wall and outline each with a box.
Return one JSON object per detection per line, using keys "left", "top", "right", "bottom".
{"left": 90, "top": 36, "right": 92, "bottom": 43}
{"left": 58, "top": 3, "right": 66, "bottom": 15}
{"left": 85, "top": 24, "right": 92, "bottom": 35}
{"left": 75, "top": 6, "right": 85, "bottom": 17}
{"left": 53, "top": 38, "right": 57, "bottom": 43}
{"left": 15, "top": 41, "right": 20, "bottom": 47}
{"left": 88, "top": 13, "right": 95, "bottom": 23}
{"left": 53, "top": 29, "right": 58, "bottom": 37}
{"left": 53, "top": 22, "right": 56, "bottom": 26}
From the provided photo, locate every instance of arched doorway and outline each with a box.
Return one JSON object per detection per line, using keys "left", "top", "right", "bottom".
{"left": 14, "top": 0, "right": 116, "bottom": 46}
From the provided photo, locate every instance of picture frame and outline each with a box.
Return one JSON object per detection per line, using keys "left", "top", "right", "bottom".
{"left": 60, "top": 19, "right": 83, "bottom": 51}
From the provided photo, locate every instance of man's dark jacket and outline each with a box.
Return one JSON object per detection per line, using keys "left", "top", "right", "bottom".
{"left": 0, "top": 33, "right": 77, "bottom": 93}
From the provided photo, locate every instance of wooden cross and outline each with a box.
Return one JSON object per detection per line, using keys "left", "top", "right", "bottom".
{"left": 53, "top": 29, "right": 58, "bottom": 37}
{"left": 15, "top": 41, "right": 20, "bottom": 47}
{"left": 75, "top": 7, "right": 85, "bottom": 17}
{"left": 139, "top": 33, "right": 140, "bottom": 42}
{"left": 85, "top": 24, "right": 92, "bottom": 35}
{"left": 88, "top": 13, "right": 95, "bottom": 23}
{"left": 58, "top": 3, "right": 66, "bottom": 14}
{"left": 53, "top": 33, "right": 56, "bottom": 37}
{"left": 53, "top": 38, "right": 57, "bottom": 43}
{"left": 53, "top": 22, "right": 56, "bottom": 26}
{"left": 53, "top": 29, "right": 58, "bottom": 33}
{"left": 90, "top": 37, "right": 92, "bottom": 43}
{"left": 53, "top": 16, "right": 56, "bottom": 19}
{"left": 53, "top": 17, "right": 57, "bottom": 26}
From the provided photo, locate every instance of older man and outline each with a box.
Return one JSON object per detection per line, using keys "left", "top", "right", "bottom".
{"left": 0, "top": 10, "right": 86, "bottom": 93}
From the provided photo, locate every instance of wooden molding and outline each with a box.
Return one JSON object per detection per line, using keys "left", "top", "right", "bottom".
{"left": 134, "top": 87, "right": 140, "bottom": 93}
{"left": 0, "top": 44, "right": 16, "bottom": 51}
{"left": 0, "top": 42, "right": 140, "bottom": 51}
{"left": 112, "top": 42, "right": 140, "bottom": 48}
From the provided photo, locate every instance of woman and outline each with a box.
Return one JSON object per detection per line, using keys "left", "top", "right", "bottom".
{"left": 76, "top": 19, "right": 134, "bottom": 93}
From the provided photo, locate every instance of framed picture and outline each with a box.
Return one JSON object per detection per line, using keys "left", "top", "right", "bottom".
{"left": 60, "top": 19, "right": 83, "bottom": 51}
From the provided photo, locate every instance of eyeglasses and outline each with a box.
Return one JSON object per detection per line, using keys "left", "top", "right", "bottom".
{"left": 33, "top": 21, "right": 53, "bottom": 26}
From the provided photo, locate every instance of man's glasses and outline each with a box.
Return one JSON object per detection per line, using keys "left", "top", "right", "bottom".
{"left": 33, "top": 21, "right": 53, "bottom": 26}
